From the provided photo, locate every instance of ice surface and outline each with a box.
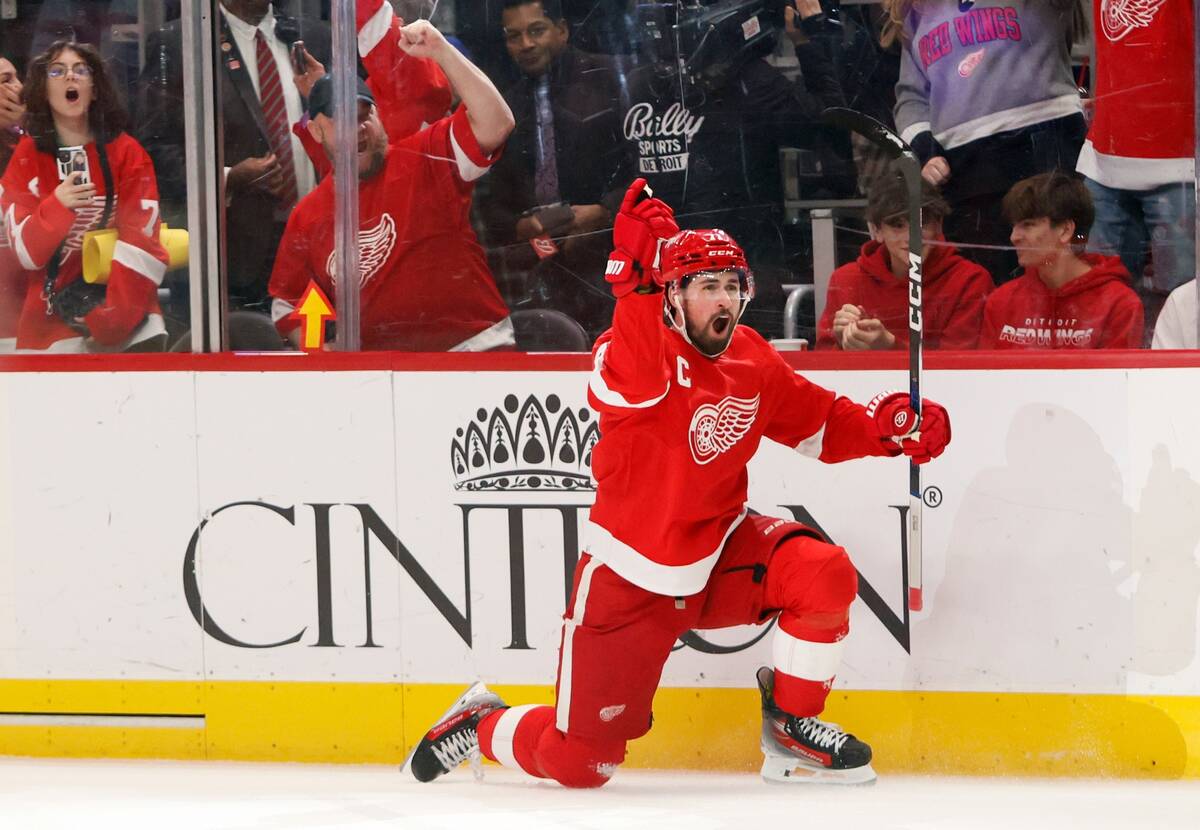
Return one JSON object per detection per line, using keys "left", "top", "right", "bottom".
{"left": 2, "top": 758, "right": 1198, "bottom": 830}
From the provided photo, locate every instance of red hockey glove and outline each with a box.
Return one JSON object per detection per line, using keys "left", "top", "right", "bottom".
{"left": 605, "top": 178, "right": 678, "bottom": 297}
{"left": 866, "top": 391, "right": 951, "bottom": 464}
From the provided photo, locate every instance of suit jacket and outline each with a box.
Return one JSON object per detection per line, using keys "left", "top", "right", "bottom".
{"left": 480, "top": 45, "right": 632, "bottom": 245}
{"left": 136, "top": 12, "right": 331, "bottom": 295}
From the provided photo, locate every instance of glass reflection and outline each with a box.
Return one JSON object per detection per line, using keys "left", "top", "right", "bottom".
{"left": 0, "top": 1, "right": 1192, "bottom": 354}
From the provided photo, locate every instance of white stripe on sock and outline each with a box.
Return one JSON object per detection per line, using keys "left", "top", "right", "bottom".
{"left": 489, "top": 704, "right": 542, "bottom": 774}
{"left": 773, "top": 628, "right": 845, "bottom": 682}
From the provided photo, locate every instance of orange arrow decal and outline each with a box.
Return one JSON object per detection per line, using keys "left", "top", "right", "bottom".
{"left": 293, "top": 281, "right": 336, "bottom": 351}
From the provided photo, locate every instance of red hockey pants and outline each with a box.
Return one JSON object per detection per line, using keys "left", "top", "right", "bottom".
{"left": 477, "top": 515, "right": 858, "bottom": 788}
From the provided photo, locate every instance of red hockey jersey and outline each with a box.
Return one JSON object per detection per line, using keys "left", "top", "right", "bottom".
{"left": 0, "top": 229, "right": 21, "bottom": 345}
{"left": 1077, "top": 0, "right": 1194, "bottom": 189}
{"left": 585, "top": 292, "right": 899, "bottom": 596}
{"left": 293, "top": 1, "right": 456, "bottom": 183}
{"left": 0, "top": 128, "right": 20, "bottom": 343}
{"left": 817, "top": 241, "right": 993, "bottom": 350}
{"left": 979, "top": 254, "right": 1143, "bottom": 349}
{"left": 356, "top": 0, "right": 453, "bottom": 142}
{"left": 269, "top": 108, "right": 511, "bottom": 351}
{"left": 0, "top": 134, "right": 168, "bottom": 350}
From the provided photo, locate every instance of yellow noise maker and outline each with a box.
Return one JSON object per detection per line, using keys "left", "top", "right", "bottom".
{"left": 82, "top": 226, "right": 190, "bottom": 284}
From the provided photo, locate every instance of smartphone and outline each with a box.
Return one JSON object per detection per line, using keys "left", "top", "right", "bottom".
{"left": 56, "top": 146, "right": 90, "bottom": 185}
{"left": 291, "top": 40, "right": 308, "bottom": 75}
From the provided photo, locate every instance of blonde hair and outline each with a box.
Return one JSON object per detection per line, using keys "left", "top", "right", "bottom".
{"left": 879, "top": 1, "right": 1087, "bottom": 49}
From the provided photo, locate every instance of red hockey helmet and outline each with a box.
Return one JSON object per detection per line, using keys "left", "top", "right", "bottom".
{"left": 660, "top": 229, "right": 754, "bottom": 357}
{"left": 660, "top": 229, "right": 753, "bottom": 289}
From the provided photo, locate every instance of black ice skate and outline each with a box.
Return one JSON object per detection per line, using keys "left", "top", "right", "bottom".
{"left": 401, "top": 681, "right": 507, "bottom": 783}
{"left": 756, "top": 666, "right": 876, "bottom": 785}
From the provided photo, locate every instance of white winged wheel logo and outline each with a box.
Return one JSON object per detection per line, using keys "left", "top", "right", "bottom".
{"left": 688, "top": 394, "right": 760, "bottom": 466}
{"left": 1100, "top": 0, "right": 1167, "bottom": 42}
{"left": 325, "top": 213, "right": 398, "bottom": 288}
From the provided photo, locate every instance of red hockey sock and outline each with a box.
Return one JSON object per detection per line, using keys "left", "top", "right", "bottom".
{"left": 764, "top": 538, "right": 857, "bottom": 717}
{"left": 477, "top": 704, "right": 625, "bottom": 788}
{"left": 477, "top": 704, "right": 554, "bottom": 777}
{"left": 771, "top": 622, "right": 845, "bottom": 716}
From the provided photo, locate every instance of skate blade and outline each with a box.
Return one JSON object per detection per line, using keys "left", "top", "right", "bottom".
{"left": 399, "top": 681, "right": 492, "bottom": 780}
{"left": 760, "top": 753, "right": 877, "bottom": 786}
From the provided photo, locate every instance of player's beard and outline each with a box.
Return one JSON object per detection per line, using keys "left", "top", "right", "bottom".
{"left": 683, "top": 307, "right": 736, "bottom": 357}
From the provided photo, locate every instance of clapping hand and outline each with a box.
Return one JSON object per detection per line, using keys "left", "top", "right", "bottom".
{"left": 832, "top": 304, "right": 896, "bottom": 350}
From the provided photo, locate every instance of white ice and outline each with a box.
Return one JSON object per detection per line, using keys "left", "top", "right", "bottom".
{"left": 2, "top": 757, "right": 1199, "bottom": 830}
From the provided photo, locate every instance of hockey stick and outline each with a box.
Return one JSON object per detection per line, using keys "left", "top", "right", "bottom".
{"left": 822, "top": 108, "right": 925, "bottom": 612}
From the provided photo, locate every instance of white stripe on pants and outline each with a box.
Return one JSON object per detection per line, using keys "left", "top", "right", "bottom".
{"left": 556, "top": 557, "right": 603, "bottom": 733}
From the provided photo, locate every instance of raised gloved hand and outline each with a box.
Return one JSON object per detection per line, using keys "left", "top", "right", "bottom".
{"left": 866, "top": 391, "right": 951, "bottom": 464}
{"left": 605, "top": 178, "right": 679, "bottom": 298}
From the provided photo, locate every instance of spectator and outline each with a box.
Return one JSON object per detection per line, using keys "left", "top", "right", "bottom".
{"left": 0, "top": 41, "right": 169, "bottom": 353}
{"left": 0, "top": 56, "right": 20, "bottom": 160}
{"left": 292, "top": 2, "right": 455, "bottom": 184}
{"left": 354, "top": 0, "right": 453, "bottom": 144}
{"left": 624, "top": 0, "right": 850, "bottom": 340}
{"left": 0, "top": 54, "right": 26, "bottom": 352}
{"left": 818, "top": 170, "right": 992, "bottom": 351}
{"left": 884, "top": 0, "right": 1088, "bottom": 283}
{"left": 1151, "top": 281, "right": 1199, "bottom": 350}
{"left": 980, "top": 172, "right": 1142, "bottom": 350}
{"left": 1077, "top": 0, "right": 1194, "bottom": 346}
{"left": 268, "top": 9, "right": 515, "bottom": 352}
{"left": 136, "top": 1, "right": 331, "bottom": 311}
{"left": 478, "top": 0, "right": 632, "bottom": 340}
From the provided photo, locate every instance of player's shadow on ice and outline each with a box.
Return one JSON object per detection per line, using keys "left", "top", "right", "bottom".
{"left": 906, "top": 404, "right": 1195, "bottom": 778}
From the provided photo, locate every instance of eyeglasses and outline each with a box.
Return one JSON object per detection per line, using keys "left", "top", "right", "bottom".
{"left": 47, "top": 63, "right": 93, "bottom": 81}
{"left": 503, "top": 22, "right": 554, "bottom": 44}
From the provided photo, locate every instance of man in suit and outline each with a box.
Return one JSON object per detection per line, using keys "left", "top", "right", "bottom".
{"left": 136, "top": 1, "right": 330, "bottom": 311}
{"left": 477, "top": 0, "right": 632, "bottom": 340}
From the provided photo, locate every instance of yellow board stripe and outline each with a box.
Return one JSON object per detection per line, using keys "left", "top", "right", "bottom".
{"left": 0, "top": 680, "right": 1197, "bottom": 778}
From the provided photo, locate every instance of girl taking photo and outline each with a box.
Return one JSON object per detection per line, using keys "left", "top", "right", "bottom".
{"left": 1, "top": 41, "right": 168, "bottom": 352}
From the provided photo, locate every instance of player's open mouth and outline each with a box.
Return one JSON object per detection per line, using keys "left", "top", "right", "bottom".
{"left": 65, "top": 88, "right": 79, "bottom": 102}
{"left": 712, "top": 315, "right": 731, "bottom": 335}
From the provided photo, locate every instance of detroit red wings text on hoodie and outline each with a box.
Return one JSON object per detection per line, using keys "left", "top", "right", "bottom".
{"left": 817, "top": 240, "right": 993, "bottom": 350}
{"left": 585, "top": 291, "right": 898, "bottom": 597}
{"left": 979, "top": 254, "right": 1143, "bottom": 349}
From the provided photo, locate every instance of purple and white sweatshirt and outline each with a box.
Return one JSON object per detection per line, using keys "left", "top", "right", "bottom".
{"left": 894, "top": 1, "right": 1082, "bottom": 153}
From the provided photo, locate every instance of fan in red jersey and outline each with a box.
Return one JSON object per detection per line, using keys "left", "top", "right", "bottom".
{"left": 268, "top": 6, "right": 514, "bottom": 352}
{"left": 1, "top": 42, "right": 169, "bottom": 352}
{"left": 402, "top": 179, "right": 953, "bottom": 788}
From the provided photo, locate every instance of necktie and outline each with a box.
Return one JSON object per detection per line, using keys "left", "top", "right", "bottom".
{"left": 255, "top": 30, "right": 299, "bottom": 209}
{"left": 534, "top": 77, "right": 560, "bottom": 205}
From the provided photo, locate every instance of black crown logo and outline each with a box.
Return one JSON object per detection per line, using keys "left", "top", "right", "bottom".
{"left": 452, "top": 394, "right": 600, "bottom": 492}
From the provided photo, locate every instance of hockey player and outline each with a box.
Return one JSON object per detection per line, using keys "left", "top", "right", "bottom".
{"left": 404, "top": 179, "right": 951, "bottom": 787}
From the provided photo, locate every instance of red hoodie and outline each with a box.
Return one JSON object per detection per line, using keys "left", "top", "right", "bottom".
{"left": 817, "top": 241, "right": 993, "bottom": 350}
{"left": 980, "top": 254, "right": 1143, "bottom": 350}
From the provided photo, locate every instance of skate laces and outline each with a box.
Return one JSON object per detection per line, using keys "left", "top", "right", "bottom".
{"left": 789, "top": 716, "right": 850, "bottom": 753}
{"left": 431, "top": 726, "right": 478, "bottom": 771}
